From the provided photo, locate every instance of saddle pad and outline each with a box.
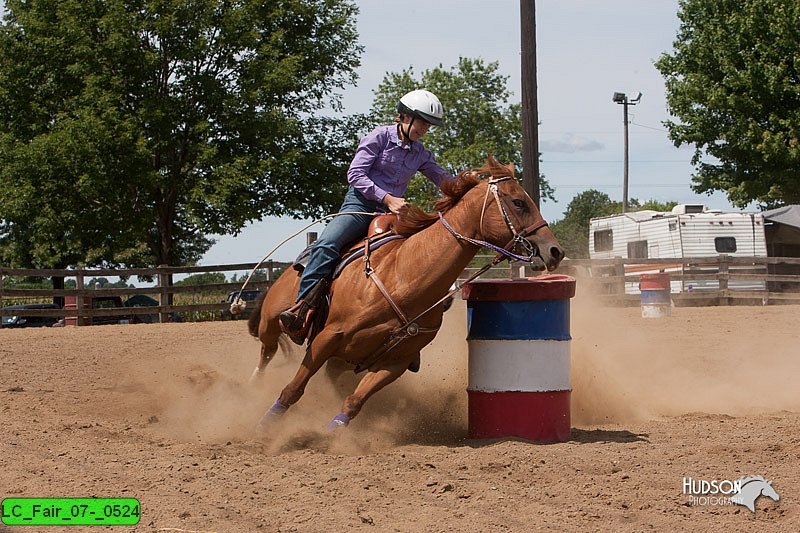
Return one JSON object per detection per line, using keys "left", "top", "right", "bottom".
{"left": 290, "top": 233, "right": 405, "bottom": 279}
{"left": 331, "top": 234, "right": 405, "bottom": 280}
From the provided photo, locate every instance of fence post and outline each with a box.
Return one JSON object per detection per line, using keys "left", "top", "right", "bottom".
{"left": 615, "top": 258, "right": 626, "bottom": 295}
{"left": 76, "top": 272, "right": 85, "bottom": 326}
{"left": 718, "top": 254, "right": 729, "bottom": 305}
{"left": 157, "top": 265, "right": 171, "bottom": 323}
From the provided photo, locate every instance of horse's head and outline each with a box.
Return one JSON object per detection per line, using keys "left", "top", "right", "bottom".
{"left": 466, "top": 157, "right": 564, "bottom": 271}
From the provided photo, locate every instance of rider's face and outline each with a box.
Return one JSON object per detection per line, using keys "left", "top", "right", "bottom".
{"left": 400, "top": 115, "right": 431, "bottom": 142}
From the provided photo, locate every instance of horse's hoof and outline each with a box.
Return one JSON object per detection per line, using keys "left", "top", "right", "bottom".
{"left": 255, "top": 399, "right": 289, "bottom": 435}
{"left": 326, "top": 413, "right": 350, "bottom": 432}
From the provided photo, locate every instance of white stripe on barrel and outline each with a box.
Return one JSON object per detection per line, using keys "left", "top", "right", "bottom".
{"left": 462, "top": 275, "right": 576, "bottom": 443}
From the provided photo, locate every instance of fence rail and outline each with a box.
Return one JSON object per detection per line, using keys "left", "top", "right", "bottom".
{"left": 0, "top": 262, "right": 292, "bottom": 324}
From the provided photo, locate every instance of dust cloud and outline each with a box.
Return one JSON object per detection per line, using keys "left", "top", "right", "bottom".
{"left": 127, "top": 289, "right": 800, "bottom": 448}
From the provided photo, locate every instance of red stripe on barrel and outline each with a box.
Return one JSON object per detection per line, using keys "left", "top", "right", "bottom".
{"left": 468, "top": 390, "right": 571, "bottom": 442}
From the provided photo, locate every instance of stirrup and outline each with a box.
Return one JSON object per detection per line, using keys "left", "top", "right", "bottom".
{"left": 279, "top": 302, "right": 313, "bottom": 345}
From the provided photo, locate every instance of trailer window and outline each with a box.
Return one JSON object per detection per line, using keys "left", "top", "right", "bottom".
{"left": 593, "top": 230, "right": 613, "bottom": 251}
{"left": 715, "top": 237, "right": 737, "bottom": 253}
{"left": 627, "top": 240, "right": 648, "bottom": 258}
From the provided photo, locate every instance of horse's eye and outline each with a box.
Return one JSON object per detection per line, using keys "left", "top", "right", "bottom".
{"left": 512, "top": 199, "right": 526, "bottom": 209}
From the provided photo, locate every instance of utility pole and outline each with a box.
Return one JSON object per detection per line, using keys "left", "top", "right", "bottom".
{"left": 520, "top": 0, "right": 540, "bottom": 208}
{"left": 612, "top": 91, "right": 642, "bottom": 213}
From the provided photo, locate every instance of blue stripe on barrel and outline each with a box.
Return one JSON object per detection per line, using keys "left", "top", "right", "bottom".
{"left": 640, "top": 289, "right": 671, "bottom": 305}
{"left": 467, "top": 300, "right": 571, "bottom": 340}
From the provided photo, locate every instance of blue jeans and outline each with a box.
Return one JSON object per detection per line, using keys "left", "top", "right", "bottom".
{"left": 296, "top": 188, "right": 385, "bottom": 301}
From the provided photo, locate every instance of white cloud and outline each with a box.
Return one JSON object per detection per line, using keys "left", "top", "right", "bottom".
{"left": 540, "top": 134, "right": 604, "bottom": 154}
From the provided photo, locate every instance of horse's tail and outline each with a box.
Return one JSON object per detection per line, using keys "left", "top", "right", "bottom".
{"left": 247, "top": 291, "right": 268, "bottom": 337}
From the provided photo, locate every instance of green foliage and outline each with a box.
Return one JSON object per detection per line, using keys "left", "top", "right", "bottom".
{"left": 656, "top": 0, "right": 800, "bottom": 208}
{"left": 174, "top": 272, "right": 226, "bottom": 286}
{"left": 0, "top": 276, "right": 53, "bottom": 289}
{"left": 550, "top": 190, "right": 678, "bottom": 258}
{"left": 229, "top": 268, "right": 283, "bottom": 283}
{"left": 638, "top": 199, "right": 679, "bottom": 212}
{"left": 0, "top": 0, "right": 362, "bottom": 268}
{"left": 86, "top": 277, "right": 132, "bottom": 288}
{"left": 369, "top": 58, "right": 554, "bottom": 211}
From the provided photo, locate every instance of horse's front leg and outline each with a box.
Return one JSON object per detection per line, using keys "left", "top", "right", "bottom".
{"left": 327, "top": 358, "right": 410, "bottom": 429}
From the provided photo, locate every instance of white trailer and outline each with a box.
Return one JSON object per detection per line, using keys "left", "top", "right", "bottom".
{"left": 589, "top": 204, "right": 767, "bottom": 293}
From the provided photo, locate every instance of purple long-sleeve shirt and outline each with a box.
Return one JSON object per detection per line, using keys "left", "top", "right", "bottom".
{"left": 347, "top": 124, "right": 452, "bottom": 203}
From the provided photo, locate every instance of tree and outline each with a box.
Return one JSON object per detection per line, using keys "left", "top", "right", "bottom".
{"left": 655, "top": 0, "right": 800, "bottom": 208}
{"left": 0, "top": 0, "right": 362, "bottom": 270}
{"left": 174, "top": 272, "right": 226, "bottom": 286}
{"left": 368, "top": 58, "right": 554, "bottom": 211}
{"left": 550, "top": 190, "right": 677, "bottom": 258}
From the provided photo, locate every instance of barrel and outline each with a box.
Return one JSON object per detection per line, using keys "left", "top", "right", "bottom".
{"left": 461, "top": 275, "right": 576, "bottom": 443}
{"left": 639, "top": 273, "right": 671, "bottom": 318}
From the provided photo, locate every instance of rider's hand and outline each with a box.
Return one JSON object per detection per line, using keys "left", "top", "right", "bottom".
{"left": 382, "top": 194, "right": 408, "bottom": 214}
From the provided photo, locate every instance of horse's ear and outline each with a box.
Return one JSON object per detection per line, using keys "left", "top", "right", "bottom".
{"left": 487, "top": 154, "right": 499, "bottom": 167}
{"left": 505, "top": 162, "right": 515, "bottom": 176}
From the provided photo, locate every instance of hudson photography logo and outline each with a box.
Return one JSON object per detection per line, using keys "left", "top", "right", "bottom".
{"left": 683, "top": 475, "right": 780, "bottom": 512}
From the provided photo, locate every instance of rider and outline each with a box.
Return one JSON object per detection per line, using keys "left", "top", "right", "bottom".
{"left": 279, "top": 89, "right": 454, "bottom": 344}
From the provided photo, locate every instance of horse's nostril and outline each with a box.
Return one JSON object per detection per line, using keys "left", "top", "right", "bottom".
{"left": 551, "top": 246, "right": 564, "bottom": 262}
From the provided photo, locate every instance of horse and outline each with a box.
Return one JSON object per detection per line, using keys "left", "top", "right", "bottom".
{"left": 730, "top": 475, "right": 780, "bottom": 512}
{"left": 247, "top": 156, "right": 565, "bottom": 431}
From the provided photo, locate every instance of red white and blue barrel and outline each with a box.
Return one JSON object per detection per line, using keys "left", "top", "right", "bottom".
{"left": 461, "top": 275, "right": 576, "bottom": 443}
{"left": 639, "top": 273, "right": 671, "bottom": 318}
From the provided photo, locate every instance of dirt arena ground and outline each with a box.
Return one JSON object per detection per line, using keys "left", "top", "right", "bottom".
{"left": 1, "top": 290, "right": 799, "bottom": 532}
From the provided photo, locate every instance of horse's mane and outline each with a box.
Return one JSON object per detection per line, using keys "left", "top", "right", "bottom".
{"left": 393, "top": 157, "right": 515, "bottom": 237}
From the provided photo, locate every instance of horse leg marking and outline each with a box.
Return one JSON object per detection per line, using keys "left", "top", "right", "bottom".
{"left": 255, "top": 399, "right": 289, "bottom": 434}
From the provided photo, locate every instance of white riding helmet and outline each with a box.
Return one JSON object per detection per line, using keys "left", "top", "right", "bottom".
{"left": 397, "top": 89, "right": 444, "bottom": 127}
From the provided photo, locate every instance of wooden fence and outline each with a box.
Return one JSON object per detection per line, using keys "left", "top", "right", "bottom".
{"left": 558, "top": 255, "right": 800, "bottom": 306}
{"left": 3, "top": 255, "right": 800, "bottom": 325}
{"left": 0, "top": 262, "right": 292, "bottom": 324}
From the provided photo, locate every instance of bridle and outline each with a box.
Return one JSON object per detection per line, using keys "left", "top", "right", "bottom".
{"left": 441, "top": 176, "right": 549, "bottom": 263}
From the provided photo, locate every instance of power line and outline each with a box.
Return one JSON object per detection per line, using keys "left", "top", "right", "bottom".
{"left": 554, "top": 184, "right": 694, "bottom": 188}
{"left": 542, "top": 160, "right": 689, "bottom": 163}
{"left": 631, "top": 121, "right": 669, "bottom": 132}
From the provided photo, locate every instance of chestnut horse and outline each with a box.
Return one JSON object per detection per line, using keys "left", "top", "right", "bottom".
{"left": 247, "top": 157, "right": 564, "bottom": 430}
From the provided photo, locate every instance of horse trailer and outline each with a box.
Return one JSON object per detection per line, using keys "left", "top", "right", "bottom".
{"left": 589, "top": 204, "right": 768, "bottom": 294}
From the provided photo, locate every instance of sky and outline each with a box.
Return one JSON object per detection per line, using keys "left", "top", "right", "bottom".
{"left": 0, "top": 0, "right": 750, "bottom": 269}
{"left": 203, "top": 0, "right": 747, "bottom": 267}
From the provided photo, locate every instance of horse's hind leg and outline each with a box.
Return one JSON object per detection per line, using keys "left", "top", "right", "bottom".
{"left": 250, "top": 338, "right": 278, "bottom": 382}
{"left": 327, "top": 360, "right": 408, "bottom": 429}
{"left": 251, "top": 269, "right": 299, "bottom": 382}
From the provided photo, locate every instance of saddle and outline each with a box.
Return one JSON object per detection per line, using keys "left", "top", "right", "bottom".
{"left": 284, "top": 214, "right": 404, "bottom": 345}
{"left": 291, "top": 214, "right": 403, "bottom": 278}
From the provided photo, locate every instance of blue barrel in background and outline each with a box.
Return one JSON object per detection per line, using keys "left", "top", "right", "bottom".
{"left": 639, "top": 273, "right": 672, "bottom": 318}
